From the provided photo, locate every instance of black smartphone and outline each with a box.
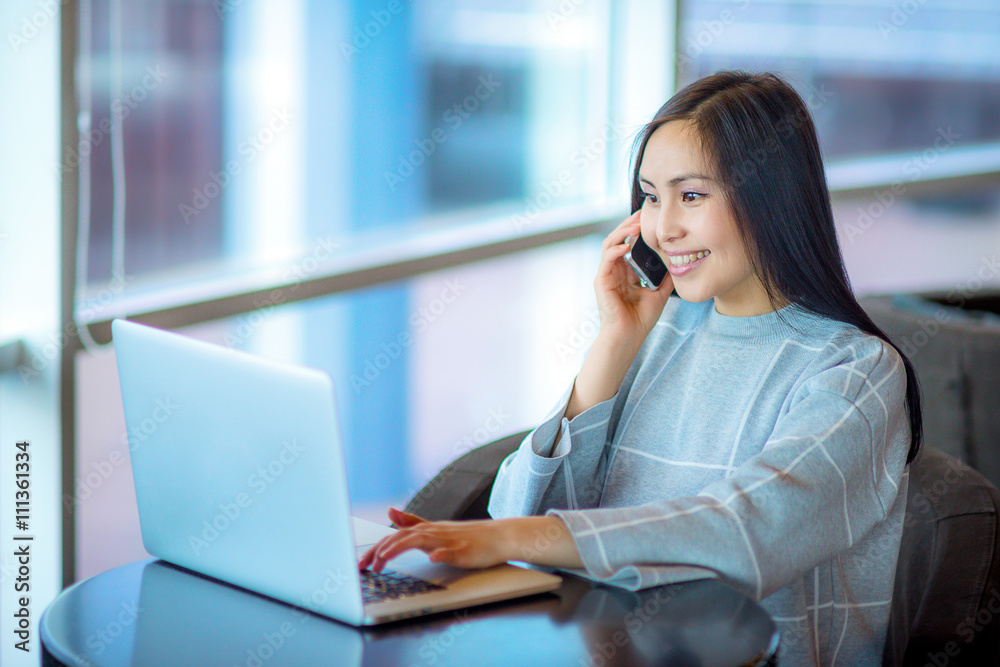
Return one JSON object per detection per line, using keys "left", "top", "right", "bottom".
{"left": 623, "top": 233, "right": 668, "bottom": 290}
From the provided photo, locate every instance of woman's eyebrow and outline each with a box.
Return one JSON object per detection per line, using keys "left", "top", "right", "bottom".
{"left": 667, "top": 173, "right": 713, "bottom": 186}
{"left": 639, "top": 173, "right": 713, "bottom": 188}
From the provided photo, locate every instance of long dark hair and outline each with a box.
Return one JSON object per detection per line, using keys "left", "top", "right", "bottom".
{"left": 630, "top": 71, "right": 922, "bottom": 462}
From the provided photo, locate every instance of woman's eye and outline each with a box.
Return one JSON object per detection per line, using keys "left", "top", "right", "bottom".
{"left": 641, "top": 192, "right": 659, "bottom": 204}
{"left": 681, "top": 191, "right": 704, "bottom": 203}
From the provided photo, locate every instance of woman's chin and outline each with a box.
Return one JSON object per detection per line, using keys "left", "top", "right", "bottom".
{"left": 671, "top": 288, "right": 711, "bottom": 304}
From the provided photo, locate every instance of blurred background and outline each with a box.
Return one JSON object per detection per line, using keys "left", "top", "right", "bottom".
{"left": 1, "top": 0, "right": 999, "bottom": 620}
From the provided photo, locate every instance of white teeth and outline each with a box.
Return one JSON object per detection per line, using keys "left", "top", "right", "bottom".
{"left": 668, "top": 250, "right": 710, "bottom": 266}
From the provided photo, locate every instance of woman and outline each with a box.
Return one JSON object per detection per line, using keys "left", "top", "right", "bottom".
{"left": 359, "top": 71, "right": 922, "bottom": 665}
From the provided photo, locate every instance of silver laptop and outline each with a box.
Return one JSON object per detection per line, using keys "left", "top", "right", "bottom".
{"left": 112, "top": 318, "right": 561, "bottom": 626}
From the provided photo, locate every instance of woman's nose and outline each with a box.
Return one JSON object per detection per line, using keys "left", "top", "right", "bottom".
{"left": 652, "top": 206, "right": 683, "bottom": 246}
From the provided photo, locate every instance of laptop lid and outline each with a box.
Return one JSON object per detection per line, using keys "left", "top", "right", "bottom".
{"left": 113, "top": 318, "right": 367, "bottom": 624}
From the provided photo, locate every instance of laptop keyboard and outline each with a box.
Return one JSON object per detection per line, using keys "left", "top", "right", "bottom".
{"left": 360, "top": 569, "right": 445, "bottom": 603}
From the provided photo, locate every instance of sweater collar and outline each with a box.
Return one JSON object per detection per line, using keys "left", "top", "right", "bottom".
{"left": 703, "top": 300, "right": 827, "bottom": 344}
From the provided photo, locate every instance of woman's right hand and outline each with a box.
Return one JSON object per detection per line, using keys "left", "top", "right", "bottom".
{"left": 593, "top": 210, "right": 673, "bottom": 345}
{"left": 559, "top": 211, "right": 674, "bottom": 423}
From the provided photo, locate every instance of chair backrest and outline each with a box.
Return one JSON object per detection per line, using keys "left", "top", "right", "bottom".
{"left": 884, "top": 445, "right": 1000, "bottom": 666}
{"left": 403, "top": 430, "right": 528, "bottom": 521}
{"left": 860, "top": 293, "right": 1000, "bottom": 489}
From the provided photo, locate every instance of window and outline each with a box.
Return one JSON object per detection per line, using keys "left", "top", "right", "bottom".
{"left": 677, "top": 0, "right": 1000, "bottom": 159}
{"left": 76, "top": 0, "right": 624, "bottom": 286}
{"left": 71, "top": 0, "right": 670, "bottom": 578}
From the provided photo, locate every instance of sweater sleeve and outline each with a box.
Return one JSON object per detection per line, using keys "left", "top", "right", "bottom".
{"left": 545, "top": 339, "right": 911, "bottom": 597}
{"left": 486, "top": 382, "right": 619, "bottom": 520}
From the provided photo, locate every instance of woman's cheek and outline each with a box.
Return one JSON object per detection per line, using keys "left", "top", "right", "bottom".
{"left": 639, "top": 205, "right": 657, "bottom": 243}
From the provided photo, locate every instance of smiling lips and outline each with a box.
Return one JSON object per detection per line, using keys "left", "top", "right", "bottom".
{"left": 666, "top": 249, "right": 710, "bottom": 276}
{"left": 667, "top": 250, "right": 711, "bottom": 267}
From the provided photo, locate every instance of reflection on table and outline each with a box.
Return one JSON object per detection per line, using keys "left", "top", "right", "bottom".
{"left": 41, "top": 558, "right": 778, "bottom": 666}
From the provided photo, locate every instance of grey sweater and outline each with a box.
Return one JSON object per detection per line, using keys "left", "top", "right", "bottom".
{"left": 488, "top": 297, "right": 910, "bottom": 666}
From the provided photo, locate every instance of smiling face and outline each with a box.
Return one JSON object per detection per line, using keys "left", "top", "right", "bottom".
{"left": 637, "top": 120, "right": 774, "bottom": 316}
